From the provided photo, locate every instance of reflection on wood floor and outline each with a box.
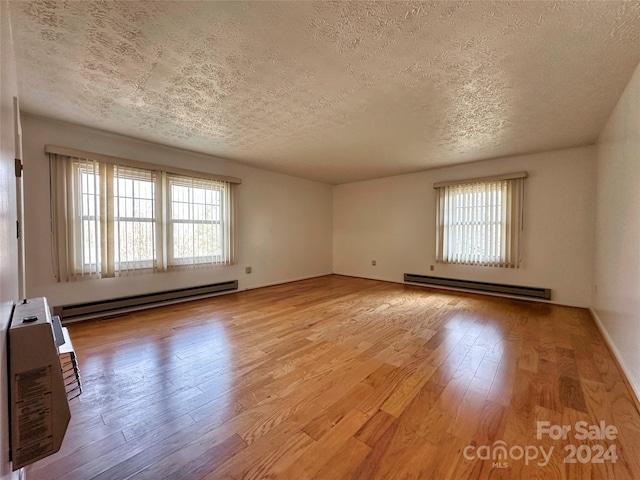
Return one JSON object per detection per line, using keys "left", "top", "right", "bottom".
{"left": 29, "top": 275, "right": 640, "bottom": 479}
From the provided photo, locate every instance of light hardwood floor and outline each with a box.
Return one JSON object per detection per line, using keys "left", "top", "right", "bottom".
{"left": 29, "top": 275, "right": 640, "bottom": 479}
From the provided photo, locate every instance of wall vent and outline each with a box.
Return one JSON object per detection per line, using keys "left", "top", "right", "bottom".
{"left": 404, "top": 274, "right": 551, "bottom": 300}
{"left": 53, "top": 280, "right": 238, "bottom": 323}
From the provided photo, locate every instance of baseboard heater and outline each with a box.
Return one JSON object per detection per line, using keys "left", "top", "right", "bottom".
{"left": 53, "top": 280, "right": 238, "bottom": 322}
{"left": 404, "top": 273, "right": 551, "bottom": 300}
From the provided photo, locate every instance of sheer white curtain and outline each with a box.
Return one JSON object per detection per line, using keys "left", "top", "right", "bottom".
{"left": 435, "top": 175, "right": 525, "bottom": 268}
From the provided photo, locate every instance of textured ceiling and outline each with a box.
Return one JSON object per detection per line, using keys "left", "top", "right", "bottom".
{"left": 8, "top": 1, "right": 640, "bottom": 184}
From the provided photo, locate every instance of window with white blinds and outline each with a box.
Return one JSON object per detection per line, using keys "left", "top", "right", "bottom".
{"left": 69, "top": 159, "right": 158, "bottom": 278}
{"left": 49, "top": 148, "right": 238, "bottom": 282}
{"left": 435, "top": 173, "right": 526, "bottom": 268}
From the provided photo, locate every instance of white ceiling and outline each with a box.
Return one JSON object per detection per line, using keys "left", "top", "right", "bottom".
{"left": 8, "top": 1, "right": 640, "bottom": 184}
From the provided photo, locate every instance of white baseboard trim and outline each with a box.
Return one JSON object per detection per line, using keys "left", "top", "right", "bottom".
{"left": 589, "top": 307, "right": 640, "bottom": 410}
{"left": 245, "top": 272, "right": 334, "bottom": 291}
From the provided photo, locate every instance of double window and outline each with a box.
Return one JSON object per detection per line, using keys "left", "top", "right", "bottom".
{"left": 49, "top": 147, "right": 238, "bottom": 281}
{"left": 435, "top": 173, "right": 526, "bottom": 268}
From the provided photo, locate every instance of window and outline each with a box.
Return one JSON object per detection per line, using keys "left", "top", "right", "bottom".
{"left": 167, "top": 175, "right": 229, "bottom": 266}
{"left": 49, "top": 148, "right": 238, "bottom": 281}
{"left": 75, "top": 162, "right": 157, "bottom": 275}
{"left": 113, "top": 167, "right": 156, "bottom": 269}
{"left": 435, "top": 173, "right": 526, "bottom": 268}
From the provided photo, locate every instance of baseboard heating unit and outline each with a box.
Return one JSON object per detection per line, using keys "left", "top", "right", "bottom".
{"left": 404, "top": 274, "right": 551, "bottom": 300}
{"left": 53, "top": 280, "right": 238, "bottom": 322}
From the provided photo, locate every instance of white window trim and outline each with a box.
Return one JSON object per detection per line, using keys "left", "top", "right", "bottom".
{"left": 166, "top": 174, "right": 231, "bottom": 268}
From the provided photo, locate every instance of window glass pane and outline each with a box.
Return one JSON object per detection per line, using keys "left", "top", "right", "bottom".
{"left": 171, "top": 223, "right": 222, "bottom": 260}
{"left": 82, "top": 219, "right": 98, "bottom": 264}
{"left": 115, "top": 220, "right": 155, "bottom": 262}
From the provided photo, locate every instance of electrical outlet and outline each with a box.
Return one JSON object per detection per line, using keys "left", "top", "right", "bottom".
{"left": 245, "top": 266, "right": 252, "bottom": 274}
{"left": 430, "top": 265, "right": 434, "bottom": 271}
{"left": 372, "top": 260, "right": 376, "bottom": 266}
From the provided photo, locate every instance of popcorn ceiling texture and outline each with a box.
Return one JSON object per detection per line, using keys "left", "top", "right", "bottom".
{"left": 9, "top": 1, "right": 640, "bottom": 184}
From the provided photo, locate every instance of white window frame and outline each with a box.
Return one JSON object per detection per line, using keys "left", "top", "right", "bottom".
{"left": 166, "top": 175, "right": 229, "bottom": 267}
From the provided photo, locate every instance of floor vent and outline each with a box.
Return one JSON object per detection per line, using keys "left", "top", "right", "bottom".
{"left": 404, "top": 274, "right": 551, "bottom": 300}
{"left": 53, "top": 280, "right": 238, "bottom": 322}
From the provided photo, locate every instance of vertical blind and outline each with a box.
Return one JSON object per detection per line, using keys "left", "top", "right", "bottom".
{"left": 435, "top": 174, "right": 525, "bottom": 268}
{"left": 49, "top": 152, "right": 237, "bottom": 282}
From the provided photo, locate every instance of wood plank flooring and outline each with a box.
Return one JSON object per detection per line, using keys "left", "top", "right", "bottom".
{"left": 28, "top": 275, "right": 640, "bottom": 479}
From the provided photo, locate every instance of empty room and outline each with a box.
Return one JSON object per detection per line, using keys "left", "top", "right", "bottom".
{"left": 1, "top": 1, "right": 640, "bottom": 479}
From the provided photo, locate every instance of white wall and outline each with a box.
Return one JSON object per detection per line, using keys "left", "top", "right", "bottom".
{"left": 594, "top": 62, "right": 640, "bottom": 399}
{"left": 21, "top": 115, "right": 333, "bottom": 308}
{"left": 0, "top": 1, "right": 21, "bottom": 478}
{"left": 333, "top": 146, "right": 596, "bottom": 307}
